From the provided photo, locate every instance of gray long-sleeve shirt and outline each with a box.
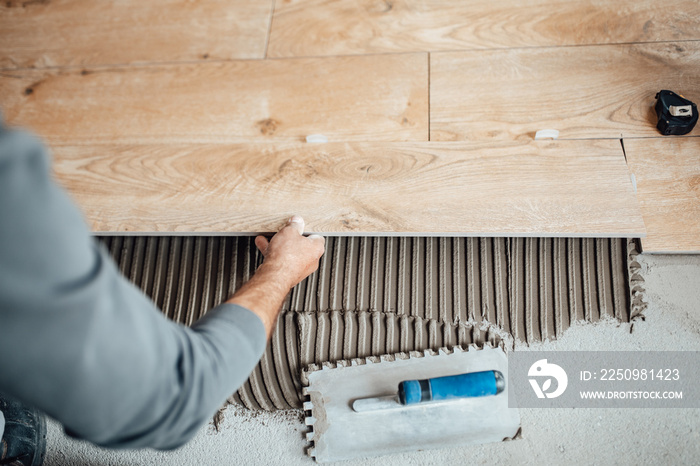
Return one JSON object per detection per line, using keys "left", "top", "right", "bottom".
{"left": 0, "top": 123, "right": 267, "bottom": 449}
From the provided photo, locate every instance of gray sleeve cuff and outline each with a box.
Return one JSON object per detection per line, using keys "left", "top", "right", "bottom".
{"left": 191, "top": 302, "right": 268, "bottom": 361}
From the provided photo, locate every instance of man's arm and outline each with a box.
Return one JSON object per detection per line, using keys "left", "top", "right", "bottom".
{"left": 0, "top": 124, "right": 324, "bottom": 449}
{"left": 229, "top": 216, "right": 325, "bottom": 338}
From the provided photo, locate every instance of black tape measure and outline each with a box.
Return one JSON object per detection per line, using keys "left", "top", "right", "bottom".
{"left": 654, "top": 90, "right": 697, "bottom": 135}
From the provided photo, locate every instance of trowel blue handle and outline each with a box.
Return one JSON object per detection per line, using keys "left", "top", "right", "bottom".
{"left": 398, "top": 370, "right": 504, "bottom": 405}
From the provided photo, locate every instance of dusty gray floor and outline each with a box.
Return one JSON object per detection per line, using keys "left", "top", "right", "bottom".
{"left": 44, "top": 253, "right": 700, "bottom": 465}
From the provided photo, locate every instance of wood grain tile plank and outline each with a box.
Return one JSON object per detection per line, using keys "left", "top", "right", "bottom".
{"left": 51, "top": 140, "right": 645, "bottom": 236}
{"left": 624, "top": 137, "right": 700, "bottom": 253}
{"left": 268, "top": 0, "right": 700, "bottom": 58}
{"left": 0, "top": 54, "right": 428, "bottom": 143}
{"left": 0, "top": 0, "right": 273, "bottom": 69}
{"left": 431, "top": 42, "right": 700, "bottom": 141}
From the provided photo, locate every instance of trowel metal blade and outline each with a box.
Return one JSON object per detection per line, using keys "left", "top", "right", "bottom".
{"left": 303, "top": 346, "right": 521, "bottom": 463}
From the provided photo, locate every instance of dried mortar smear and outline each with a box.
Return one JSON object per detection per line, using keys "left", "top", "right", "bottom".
{"left": 99, "top": 236, "right": 645, "bottom": 411}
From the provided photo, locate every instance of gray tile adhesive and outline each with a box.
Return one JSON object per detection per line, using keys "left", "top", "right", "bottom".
{"left": 98, "top": 236, "right": 646, "bottom": 412}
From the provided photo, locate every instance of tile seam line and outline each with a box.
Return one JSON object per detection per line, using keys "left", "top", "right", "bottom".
{"left": 2, "top": 38, "right": 698, "bottom": 73}
{"left": 262, "top": 38, "right": 700, "bottom": 61}
{"left": 90, "top": 233, "right": 646, "bottom": 238}
{"left": 621, "top": 135, "right": 700, "bottom": 140}
{"left": 263, "top": 0, "right": 276, "bottom": 60}
{"left": 0, "top": 50, "right": 426, "bottom": 73}
{"left": 44, "top": 135, "right": 697, "bottom": 148}
{"left": 427, "top": 52, "right": 431, "bottom": 142}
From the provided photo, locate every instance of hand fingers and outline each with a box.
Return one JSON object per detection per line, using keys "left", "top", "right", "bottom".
{"left": 287, "top": 215, "right": 305, "bottom": 235}
{"left": 307, "top": 234, "right": 326, "bottom": 255}
{"left": 307, "top": 234, "right": 325, "bottom": 245}
{"left": 254, "top": 235, "right": 269, "bottom": 254}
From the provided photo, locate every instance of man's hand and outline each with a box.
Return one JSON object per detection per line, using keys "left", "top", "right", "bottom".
{"left": 226, "top": 216, "right": 325, "bottom": 338}
{"left": 254, "top": 215, "right": 325, "bottom": 291}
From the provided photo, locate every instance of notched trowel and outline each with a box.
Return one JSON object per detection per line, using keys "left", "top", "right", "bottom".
{"left": 302, "top": 346, "right": 521, "bottom": 463}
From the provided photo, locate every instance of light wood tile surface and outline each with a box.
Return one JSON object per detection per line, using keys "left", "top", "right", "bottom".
{"left": 430, "top": 42, "right": 700, "bottom": 141}
{"left": 0, "top": 54, "right": 428, "bottom": 143}
{"left": 2, "top": 1, "right": 693, "bottom": 240}
{"left": 268, "top": 0, "right": 700, "bottom": 57}
{"left": 51, "top": 140, "right": 645, "bottom": 236}
{"left": 624, "top": 137, "right": 700, "bottom": 253}
{"left": 0, "top": 0, "right": 274, "bottom": 68}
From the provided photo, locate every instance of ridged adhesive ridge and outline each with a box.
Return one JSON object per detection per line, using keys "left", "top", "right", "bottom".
{"left": 99, "top": 236, "right": 641, "bottom": 411}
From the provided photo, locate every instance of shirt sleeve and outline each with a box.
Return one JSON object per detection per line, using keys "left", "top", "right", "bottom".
{"left": 0, "top": 123, "right": 267, "bottom": 450}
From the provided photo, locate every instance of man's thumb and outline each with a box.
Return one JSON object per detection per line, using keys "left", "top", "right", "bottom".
{"left": 288, "top": 215, "right": 305, "bottom": 235}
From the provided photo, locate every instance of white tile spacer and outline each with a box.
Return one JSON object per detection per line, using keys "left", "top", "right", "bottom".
{"left": 303, "top": 401, "right": 314, "bottom": 411}
{"left": 306, "top": 134, "right": 328, "bottom": 143}
{"left": 534, "top": 129, "right": 559, "bottom": 140}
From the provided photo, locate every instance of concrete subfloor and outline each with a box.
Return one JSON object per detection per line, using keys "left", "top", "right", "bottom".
{"left": 44, "top": 253, "right": 700, "bottom": 465}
